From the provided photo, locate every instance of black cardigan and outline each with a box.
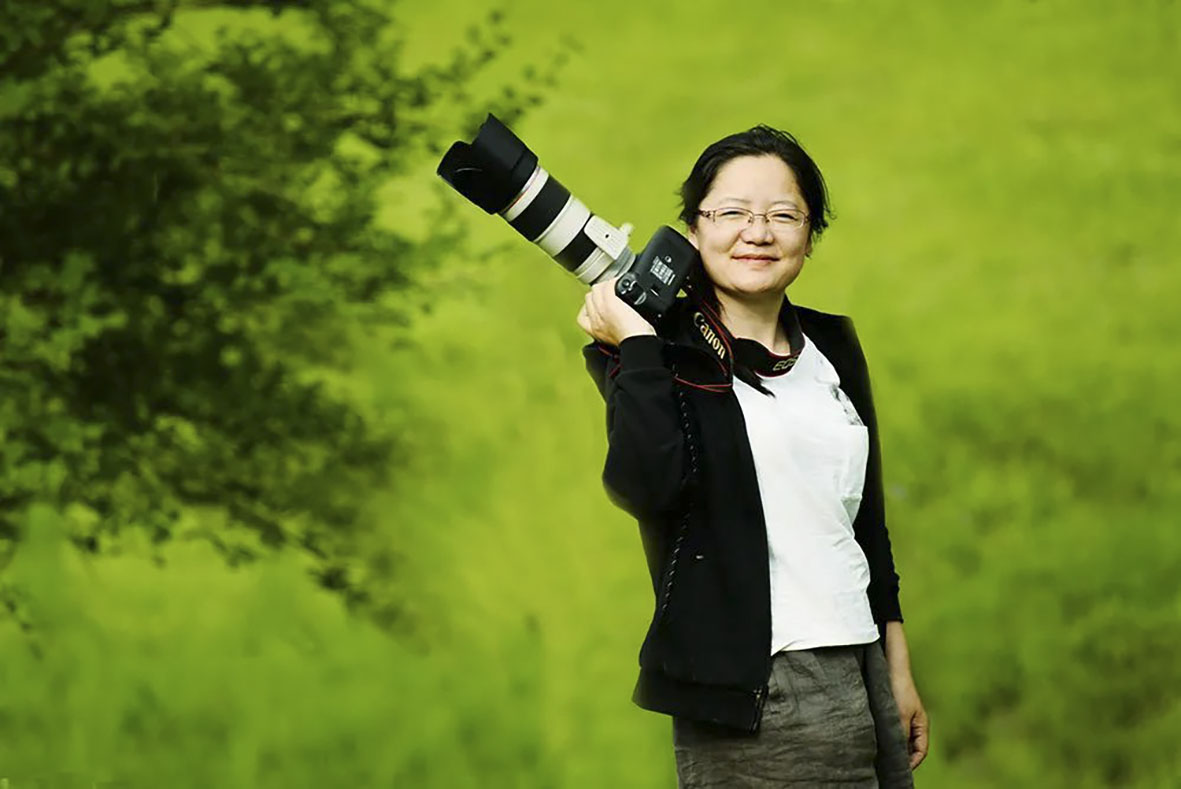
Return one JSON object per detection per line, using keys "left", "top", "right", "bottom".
{"left": 582, "top": 296, "right": 903, "bottom": 732}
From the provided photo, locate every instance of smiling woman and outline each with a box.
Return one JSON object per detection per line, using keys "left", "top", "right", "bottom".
{"left": 577, "top": 126, "right": 928, "bottom": 788}
{"left": 687, "top": 154, "right": 815, "bottom": 354}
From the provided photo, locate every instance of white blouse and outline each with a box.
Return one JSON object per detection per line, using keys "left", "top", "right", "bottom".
{"left": 732, "top": 332, "right": 880, "bottom": 654}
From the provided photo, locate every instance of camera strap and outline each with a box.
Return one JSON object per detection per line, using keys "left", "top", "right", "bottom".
{"left": 669, "top": 294, "right": 806, "bottom": 393}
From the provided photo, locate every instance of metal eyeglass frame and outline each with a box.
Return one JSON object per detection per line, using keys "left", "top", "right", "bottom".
{"left": 696, "top": 207, "right": 811, "bottom": 231}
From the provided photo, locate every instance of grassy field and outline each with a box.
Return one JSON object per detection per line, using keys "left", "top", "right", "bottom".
{"left": 3, "top": 1, "right": 1180, "bottom": 786}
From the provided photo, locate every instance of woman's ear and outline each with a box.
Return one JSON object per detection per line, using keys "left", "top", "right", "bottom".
{"left": 804, "top": 236, "right": 813, "bottom": 258}
{"left": 687, "top": 225, "right": 699, "bottom": 250}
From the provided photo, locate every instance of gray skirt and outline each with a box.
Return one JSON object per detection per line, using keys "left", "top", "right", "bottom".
{"left": 673, "top": 642, "right": 914, "bottom": 788}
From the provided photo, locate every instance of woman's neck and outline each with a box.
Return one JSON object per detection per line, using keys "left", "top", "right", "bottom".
{"left": 715, "top": 290, "right": 790, "bottom": 354}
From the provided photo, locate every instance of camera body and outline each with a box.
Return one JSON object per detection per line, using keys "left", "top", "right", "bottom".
{"left": 613, "top": 226, "right": 694, "bottom": 320}
{"left": 436, "top": 114, "right": 696, "bottom": 324}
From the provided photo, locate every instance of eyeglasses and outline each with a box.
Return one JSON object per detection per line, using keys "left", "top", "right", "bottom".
{"left": 697, "top": 206, "right": 810, "bottom": 232}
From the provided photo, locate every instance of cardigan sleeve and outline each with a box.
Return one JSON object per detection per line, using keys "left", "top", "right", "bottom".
{"left": 582, "top": 335, "right": 689, "bottom": 520}
{"left": 840, "top": 318, "right": 904, "bottom": 623}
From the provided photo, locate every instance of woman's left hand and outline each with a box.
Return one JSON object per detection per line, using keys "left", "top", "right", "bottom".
{"left": 888, "top": 667, "right": 930, "bottom": 770}
{"left": 884, "top": 621, "right": 930, "bottom": 770}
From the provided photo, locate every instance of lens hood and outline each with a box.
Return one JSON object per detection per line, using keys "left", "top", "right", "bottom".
{"left": 436, "top": 114, "right": 539, "bottom": 214}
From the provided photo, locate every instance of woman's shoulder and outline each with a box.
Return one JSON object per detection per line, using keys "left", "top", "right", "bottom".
{"left": 794, "top": 303, "right": 860, "bottom": 338}
{"left": 794, "top": 302, "right": 852, "bottom": 329}
{"left": 793, "top": 303, "right": 866, "bottom": 365}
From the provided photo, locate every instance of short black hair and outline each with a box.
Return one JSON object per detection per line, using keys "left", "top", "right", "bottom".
{"left": 676, "top": 125, "right": 833, "bottom": 309}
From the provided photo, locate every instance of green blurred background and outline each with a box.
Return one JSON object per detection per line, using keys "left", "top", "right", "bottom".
{"left": 2, "top": 1, "right": 1180, "bottom": 786}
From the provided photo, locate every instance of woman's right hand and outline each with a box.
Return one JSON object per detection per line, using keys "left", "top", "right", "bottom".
{"left": 577, "top": 277, "right": 657, "bottom": 347}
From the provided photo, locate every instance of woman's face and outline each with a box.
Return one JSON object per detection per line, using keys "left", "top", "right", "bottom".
{"left": 687, "top": 154, "right": 813, "bottom": 306}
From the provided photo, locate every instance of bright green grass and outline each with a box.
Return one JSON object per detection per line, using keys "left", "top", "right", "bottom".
{"left": 3, "top": 1, "right": 1180, "bottom": 786}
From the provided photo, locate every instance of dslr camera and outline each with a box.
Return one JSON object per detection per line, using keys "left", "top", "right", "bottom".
{"left": 436, "top": 114, "right": 697, "bottom": 323}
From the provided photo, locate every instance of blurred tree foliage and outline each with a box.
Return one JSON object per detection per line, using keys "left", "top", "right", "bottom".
{"left": 0, "top": 1, "right": 543, "bottom": 618}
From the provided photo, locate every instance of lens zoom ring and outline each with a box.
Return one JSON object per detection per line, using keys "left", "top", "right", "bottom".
{"left": 509, "top": 176, "right": 569, "bottom": 241}
{"left": 554, "top": 231, "right": 598, "bottom": 272}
